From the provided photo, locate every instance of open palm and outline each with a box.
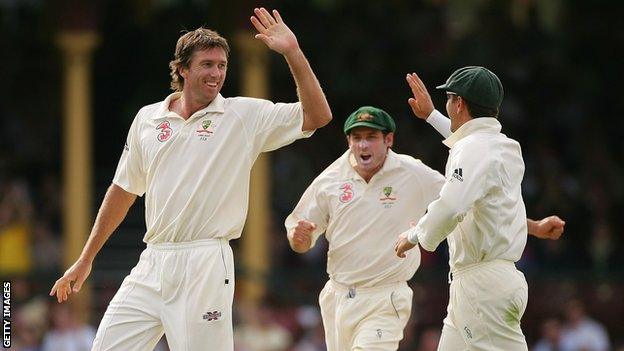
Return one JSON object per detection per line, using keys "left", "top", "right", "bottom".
{"left": 250, "top": 8, "right": 299, "bottom": 56}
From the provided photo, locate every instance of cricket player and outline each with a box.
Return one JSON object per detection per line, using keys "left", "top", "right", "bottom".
{"left": 287, "top": 105, "right": 563, "bottom": 351}
{"left": 395, "top": 66, "right": 559, "bottom": 350}
{"left": 49, "top": 8, "right": 332, "bottom": 351}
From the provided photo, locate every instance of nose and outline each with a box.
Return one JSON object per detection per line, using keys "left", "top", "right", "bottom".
{"left": 358, "top": 139, "right": 368, "bottom": 149}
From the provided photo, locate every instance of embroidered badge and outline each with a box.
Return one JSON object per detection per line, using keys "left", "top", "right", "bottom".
{"left": 379, "top": 186, "right": 397, "bottom": 208}
{"left": 339, "top": 182, "right": 354, "bottom": 203}
{"left": 156, "top": 121, "right": 172, "bottom": 142}
{"left": 356, "top": 113, "right": 374, "bottom": 122}
{"left": 196, "top": 118, "right": 217, "bottom": 141}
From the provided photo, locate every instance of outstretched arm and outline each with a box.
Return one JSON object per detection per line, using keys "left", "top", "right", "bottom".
{"left": 50, "top": 184, "right": 136, "bottom": 302}
{"left": 251, "top": 8, "right": 332, "bottom": 131}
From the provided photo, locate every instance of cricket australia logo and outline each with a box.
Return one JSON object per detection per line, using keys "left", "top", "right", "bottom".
{"left": 451, "top": 168, "right": 463, "bottom": 182}
{"left": 196, "top": 119, "right": 217, "bottom": 141}
{"left": 203, "top": 310, "right": 222, "bottom": 322}
{"left": 339, "top": 182, "right": 354, "bottom": 203}
{"left": 356, "top": 113, "right": 374, "bottom": 122}
{"left": 379, "top": 186, "right": 397, "bottom": 208}
{"left": 156, "top": 121, "right": 173, "bottom": 142}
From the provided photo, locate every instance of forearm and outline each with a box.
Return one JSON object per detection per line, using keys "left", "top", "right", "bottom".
{"left": 408, "top": 197, "right": 460, "bottom": 251}
{"left": 426, "top": 110, "right": 452, "bottom": 138}
{"left": 78, "top": 184, "right": 137, "bottom": 262}
{"left": 527, "top": 218, "right": 539, "bottom": 236}
{"left": 284, "top": 49, "right": 332, "bottom": 131}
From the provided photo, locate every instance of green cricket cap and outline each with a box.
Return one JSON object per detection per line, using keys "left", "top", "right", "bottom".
{"left": 343, "top": 106, "right": 396, "bottom": 134}
{"left": 436, "top": 66, "right": 504, "bottom": 109}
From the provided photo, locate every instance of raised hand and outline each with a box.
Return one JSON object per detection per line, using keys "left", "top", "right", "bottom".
{"left": 406, "top": 73, "right": 434, "bottom": 120}
{"left": 49, "top": 259, "right": 92, "bottom": 303}
{"left": 250, "top": 8, "right": 300, "bottom": 56}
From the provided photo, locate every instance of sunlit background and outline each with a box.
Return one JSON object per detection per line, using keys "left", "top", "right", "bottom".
{"left": 1, "top": 0, "right": 623, "bottom": 350}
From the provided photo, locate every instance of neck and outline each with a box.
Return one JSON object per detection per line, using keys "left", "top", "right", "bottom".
{"left": 171, "top": 91, "right": 214, "bottom": 120}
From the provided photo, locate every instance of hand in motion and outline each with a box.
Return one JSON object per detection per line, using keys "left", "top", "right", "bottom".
{"left": 406, "top": 73, "right": 434, "bottom": 120}
{"left": 531, "top": 216, "right": 565, "bottom": 240}
{"left": 49, "top": 259, "right": 92, "bottom": 303}
{"left": 289, "top": 219, "right": 316, "bottom": 253}
{"left": 395, "top": 231, "right": 416, "bottom": 258}
{"left": 251, "top": 8, "right": 300, "bottom": 56}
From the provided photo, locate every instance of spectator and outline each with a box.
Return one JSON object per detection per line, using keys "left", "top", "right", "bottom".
{"left": 533, "top": 317, "right": 564, "bottom": 351}
{"left": 560, "top": 299, "right": 610, "bottom": 351}
{"left": 41, "top": 303, "right": 95, "bottom": 351}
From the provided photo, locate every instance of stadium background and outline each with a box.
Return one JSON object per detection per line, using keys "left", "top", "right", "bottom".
{"left": 1, "top": 0, "right": 622, "bottom": 350}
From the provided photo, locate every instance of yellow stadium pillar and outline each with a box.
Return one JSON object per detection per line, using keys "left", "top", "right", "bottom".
{"left": 57, "top": 31, "right": 99, "bottom": 323}
{"left": 236, "top": 32, "right": 270, "bottom": 305}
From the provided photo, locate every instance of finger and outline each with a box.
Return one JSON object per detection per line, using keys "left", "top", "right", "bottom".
{"left": 73, "top": 277, "right": 86, "bottom": 293}
{"left": 260, "top": 8, "right": 277, "bottom": 25}
{"left": 50, "top": 281, "right": 59, "bottom": 296}
{"left": 412, "top": 73, "right": 428, "bottom": 93}
{"left": 250, "top": 16, "right": 268, "bottom": 34}
{"left": 254, "top": 34, "right": 271, "bottom": 46}
{"left": 254, "top": 7, "right": 274, "bottom": 28}
{"left": 408, "top": 98, "right": 419, "bottom": 112}
{"left": 406, "top": 74, "right": 419, "bottom": 96}
{"left": 272, "top": 9, "right": 283, "bottom": 23}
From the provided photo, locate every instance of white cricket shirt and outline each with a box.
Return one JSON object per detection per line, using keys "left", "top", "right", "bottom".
{"left": 286, "top": 150, "right": 445, "bottom": 287}
{"left": 407, "top": 117, "right": 528, "bottom": 271}
{"left": 114, "top": 92, "right": 312, "bottom": 243}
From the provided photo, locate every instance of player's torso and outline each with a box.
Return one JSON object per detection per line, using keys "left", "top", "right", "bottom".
{"left": 135, "top": 102, "right": 254, "bottom": 242}
{"left": 321, "top": 167, "right": 429, "bottom": 286}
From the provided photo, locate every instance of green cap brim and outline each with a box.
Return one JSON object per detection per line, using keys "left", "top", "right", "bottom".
{"left": 436, "top": 83, "right": 449, "bottom": 90}
{"left": 344, "top": 121, "right": 387, "bottom": 133}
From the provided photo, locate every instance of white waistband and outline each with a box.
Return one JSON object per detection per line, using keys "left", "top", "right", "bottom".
{"left": 147, "top": 238, "right": 227, "bottom": 250}
{"left": 449, "top": 259, "right": 515, "bottom": 282}
{"left": 328, "top": 279, "right": 407, "bottom": 295}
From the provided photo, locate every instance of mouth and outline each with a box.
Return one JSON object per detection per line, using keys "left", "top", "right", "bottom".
{"left": 204, "top": 80, "right": 219, "bottom": 88}
{"left": 359, "top": 153, "right": 372, "bottom": 163}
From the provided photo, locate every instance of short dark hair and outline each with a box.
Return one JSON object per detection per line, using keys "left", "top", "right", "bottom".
{"left": 453, "top": 95, "right": 499, "bottom": 118}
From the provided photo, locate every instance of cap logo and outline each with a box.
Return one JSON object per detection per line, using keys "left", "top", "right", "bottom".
{"left": 356, "top": 113, "right": 374, "bottom": 122}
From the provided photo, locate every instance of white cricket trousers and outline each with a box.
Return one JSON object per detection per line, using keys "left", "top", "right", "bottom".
{"left": 92, "top": 239, "right": 235, "bottom": 351}
{"left": 437, "top": 259, "right": 528, "bottom": 351}
{"left": 319, "top": 280, "right": 413, "bottom": 351}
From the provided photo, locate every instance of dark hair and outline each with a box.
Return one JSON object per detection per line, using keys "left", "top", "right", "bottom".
{"left": 169, "top": 28, "right": 230, "bottom": 92}
{"left": 452, "top": 95, "right": 499, "bottom": 118}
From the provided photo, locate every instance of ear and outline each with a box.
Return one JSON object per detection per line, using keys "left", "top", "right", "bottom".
{"left": 179, "top": 65, "right": 189, "bottom": 80}
{"left": 346, "top": 134, "right": 352, "bottom": 147}
{"left": 385, "top": 132, "right": 394, "bottom": 148}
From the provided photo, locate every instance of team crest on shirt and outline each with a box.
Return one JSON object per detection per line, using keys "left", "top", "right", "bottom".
{"left": 339, "top": 182, "right": 354, "bottom": 203}
{"left": 196, "top": 118, "right": 217, "bottom": 141}
{"left": 156, "top": 120, "right": 173, "bottom": 142}
{"left": 379, "top": 185, "right": 397, "bottom": 208}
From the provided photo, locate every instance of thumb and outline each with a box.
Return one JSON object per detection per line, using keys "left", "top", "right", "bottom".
{"left": 73, "top": 276, "right": 86, "bottom": 293}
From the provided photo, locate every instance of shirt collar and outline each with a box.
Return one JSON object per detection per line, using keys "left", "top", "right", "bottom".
{"left": 339, "top": 148, "right": 401, "bottom": 180}
{"left": 152, "top": 93, "right": 226, "bottom": 120}
{"left": 442, "top": 117, "right": 501, "bottom": 148}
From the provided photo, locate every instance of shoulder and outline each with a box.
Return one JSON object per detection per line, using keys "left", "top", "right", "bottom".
{"left": 394, "top": 153, "right": 442, "bottom": 179}
{"left": 223, "top": 96, "right": 273, "bottom": 110}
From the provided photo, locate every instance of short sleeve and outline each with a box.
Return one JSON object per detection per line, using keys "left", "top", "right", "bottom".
{"left": 112, "top": 114, "right": 146, "bottom": 196}
{"left": 253, "top": 101, "right": 314, "bottom": 153}
{"left": 284, "top": 179, "right": 330, "bottom": 248}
